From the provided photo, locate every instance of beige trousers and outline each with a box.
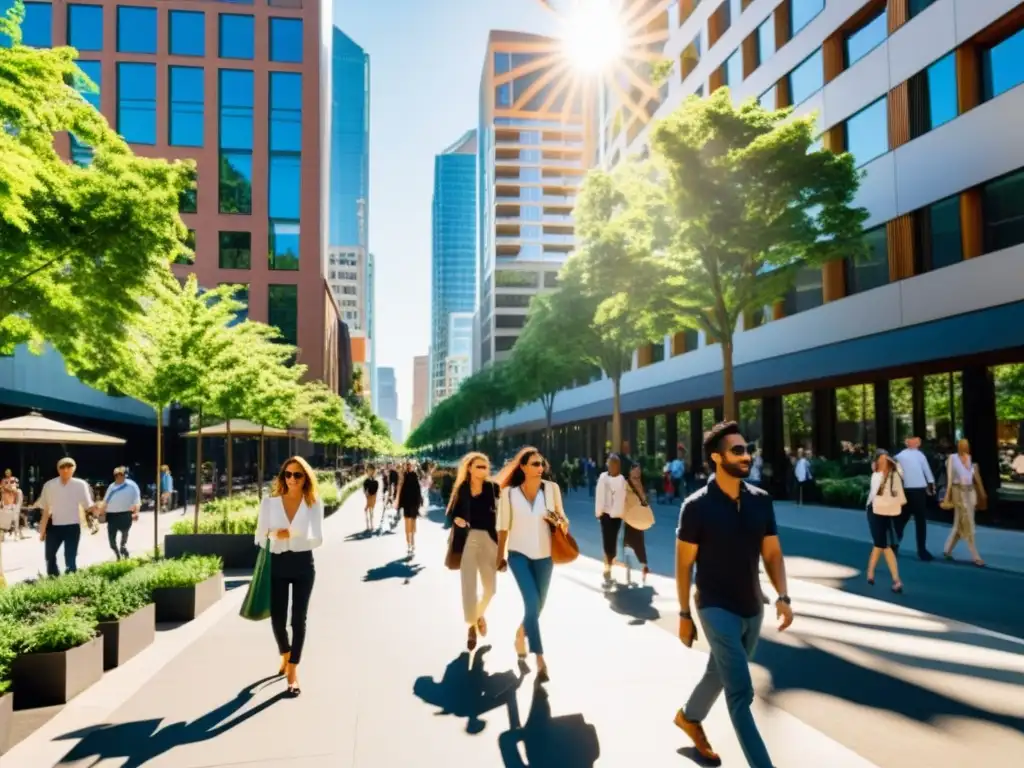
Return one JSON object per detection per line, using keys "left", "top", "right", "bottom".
{"left": 461, "top": 530, "right": 497, "bottom": 625}
{"left": 946, "top": 485, "right": 977, "bottom": 549}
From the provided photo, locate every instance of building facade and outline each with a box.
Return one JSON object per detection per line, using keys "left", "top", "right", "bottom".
{"left": 495, "top": 0, "right": 1024, "bottom": 518}
{"left": 376, "top": 366, "right": 401, "bottom": 442}
{"left": 440, "top": 312, "right": 473, "bottom": 403}
{"left": 411, "top": 354, "right": 429, "bottom": 431}
{"left": 329, "top": 26, "right": 373, "bottom": 402}
{"left": 430, "top": 129, "right": 478, "bottom": 408}
{"left": 476, "top": 31, "right": 590, "bottom": 369}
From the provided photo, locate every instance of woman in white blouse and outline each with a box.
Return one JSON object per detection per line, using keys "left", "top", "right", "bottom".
{"left": 866, "top": 450, "right": 904, "bottom": 593}
{"left": 495, "top": 447, "right": 569, "bottom": 684}
{"left": 255, "top": 455, "right": 324, "bottom": 696}
{"left": 942, "top": 439, "right": 986, "bottom": 566}
{"left": 594, "top": 454, "right": 627, "bottom": 585}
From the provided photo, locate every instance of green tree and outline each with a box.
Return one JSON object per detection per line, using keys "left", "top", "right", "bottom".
{"left": 649, "top": 88, "right": 868, "bottom": 419}
{"left": 0, "top": 7, "right": 194, "bottom": 367}
{"left": 303, "top": 381, "right": 352, "bottom": 465}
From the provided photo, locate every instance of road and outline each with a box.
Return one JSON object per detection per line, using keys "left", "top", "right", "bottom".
{"left": 558, "top": 489, "right": 1024, "bottom": 768}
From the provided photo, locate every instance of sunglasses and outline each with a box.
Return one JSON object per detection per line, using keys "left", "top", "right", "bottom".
{"left": 725, "top": 446, "right": 750, "bottom": 457}
{"left": 59, "top": 464, "right": 74, "bottom": 470}
{"left": 282, "top": 471, "right": 305, "bottom": 480}
{"left": 471, "top": 464, "right": 489, "bottom": 471}
{"left": 527, "top": 460, "right": 545, "bottom": 468}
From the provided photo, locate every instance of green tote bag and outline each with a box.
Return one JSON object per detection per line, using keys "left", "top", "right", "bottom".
{"left": 240, "top": 538, "right": 272, "bottom": 621}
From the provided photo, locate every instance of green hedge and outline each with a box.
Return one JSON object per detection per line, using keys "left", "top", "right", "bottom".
{"left": 817, "top": 476, "right": 872, "bottom": 509}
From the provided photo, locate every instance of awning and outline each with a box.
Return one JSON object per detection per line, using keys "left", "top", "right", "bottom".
{"left": 0, "top": 411, "right": 126, "bottom": 445}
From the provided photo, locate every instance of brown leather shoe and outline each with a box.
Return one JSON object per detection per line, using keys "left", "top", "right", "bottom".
{"left": 674, "top": 709, "right": 720, "bottom": 761}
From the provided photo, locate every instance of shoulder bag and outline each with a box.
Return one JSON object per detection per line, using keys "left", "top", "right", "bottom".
{"left": 939, "top": 455, "right": 955, "bottom": 511}
{"left": 240, "top": 537, "right": 273, "bottom": 621}
{"left": 541, "top": 481, "right": 579, "bottom": 565}
{"left": 871, "top": 471, "right": 906, "bottom": 517}
{"left": 622, "top": 480, "right": 655, "bottom": 531}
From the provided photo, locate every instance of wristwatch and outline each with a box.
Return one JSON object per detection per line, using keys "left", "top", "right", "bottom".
{"left": 776, "top": 594, "right": 791, "bottom": 605}
{"left": 679, "top": 609, "right": 692, "bottom": 619}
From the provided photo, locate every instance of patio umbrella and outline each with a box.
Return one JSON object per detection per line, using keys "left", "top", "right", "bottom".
{"left": 0, "top": 411, "right": 126, "bottom": 445}
{"left": 182, "top": 420, "right": 296, "bottom": 500}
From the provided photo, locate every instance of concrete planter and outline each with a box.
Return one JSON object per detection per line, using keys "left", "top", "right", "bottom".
{"left": 96, "top": 603, "right": 155, "bottom": 671}
{"left": 11, "top": 636, "right": 103, "bottom": 710}
{"left": 324, "top": 503, "right": 339, "bottom": 517}
{"left": 165, "top": 534, "right": 257, "bottom": 569}
{"left": 0, "top": 691, "right": 12, "bottom": 755}
{"left": 153, "top": 572, "right": 224, "bottom": 623}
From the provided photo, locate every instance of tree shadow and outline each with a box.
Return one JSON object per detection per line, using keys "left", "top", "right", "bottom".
{"left": 412, "top": 646, "right": 524, "bottom": 734}
{"left": 603, "top": 583, "right": 660, "bottom": 626}
{"left": 53, "top": 675, "right": 288, "bottom": 767}
{"left": 498, "top": 685, "right": 600, "bottom": 768}
{"left": 363, "top": 558, "right": 425, "bottom": 584}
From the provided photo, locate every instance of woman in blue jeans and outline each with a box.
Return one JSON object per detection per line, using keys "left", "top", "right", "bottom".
{"left": 495, "top": 447, "right": 569, "bottom": 684}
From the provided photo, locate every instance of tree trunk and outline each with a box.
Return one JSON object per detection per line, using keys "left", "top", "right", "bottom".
{"left": 226, "top": 419, "right": 233, "bottom": 498}
{"left": 258, "top": 426, "right": 265, "bottom": 501}
{"left": 611, "top": 375, "right": 623, "bottom": 453}
{"left": 721, "top": 338, "right": 737, "bottom": 421}
{"left": 193, "top": 407, "right": 203, "bottom": 534}
{"left": 545, "top": 405, "right": 554, "bottom": 458}
{"left": 154, "top": 409, "right": 162, "bottom": 557}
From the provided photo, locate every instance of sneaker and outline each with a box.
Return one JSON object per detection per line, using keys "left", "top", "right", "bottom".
{"left": 673, "top": 709, "right": 720, "bottom": 762}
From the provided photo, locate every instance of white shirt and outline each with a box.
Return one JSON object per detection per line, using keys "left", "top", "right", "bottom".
{"left": 103, "top": 480, "right": 141, "bottom": 513}
{"left": 40, "top": 477, "right": 94, "bottom": 526}
{"left": 498, "top": 481, "right": 562, "bottom": 560}
{"left": 255, "top": 495, "right": 325, "bottom": 554}
{"left": 949, "top": 454, "right": 974, "bottom": 486}
{"left": 894, "top": 448, "right": 934, "bottom": 489}
{"left": 794, "top": 458, "right": 812, "bottom": 483}
{"left": 868, "top": 470, "right": 905, "bottom": 516}
{"left": 594, "top": 472, "right": 626, "bottom": 519}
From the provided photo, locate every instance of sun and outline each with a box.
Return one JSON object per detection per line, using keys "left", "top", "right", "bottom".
{"left": 560, "top": 0, "right": 627, "bottom": 74}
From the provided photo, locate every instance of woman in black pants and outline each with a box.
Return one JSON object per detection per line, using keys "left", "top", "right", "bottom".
{"left": 255, "top": 455, "right": 324, "bottom": 696}
{"left": 394, "top": 460, "right": 423, "bottom": 558}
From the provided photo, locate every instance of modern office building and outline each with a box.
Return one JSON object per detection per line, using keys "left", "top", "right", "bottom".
{"left": 430, "top": 129, "right": 478, "bottom": 407}
{"left": 411, "top": 354, "right": 429, "bottom": 431}
{"left": 376, "top": 366, "right": 401, "bottom": 441}
{"left": 476, "top": 31, "right": 591, "bottom": 369}
{"left": 329, "top": 26, "right": 373, "bottom": 402}
{"left": 495, "top": 0, "right": 1024, "bottom": 517}
{"left": 439, "top": 312, "right": 474, "bottom": 403}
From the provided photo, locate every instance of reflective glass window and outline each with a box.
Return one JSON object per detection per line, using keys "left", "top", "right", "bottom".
{"left": 269, "top": 17, "right": 302, "bottom": 63}
{"left": 790, "top": 0, "right": 824, "bottom": 37}
{"left": 169, "top": 66, "right": 204, "bottom": 147}
{"left": 268, "top": 284, "right": 298, "bottom": 345}
{"left": 219, "top": 151, "right": 252, "bottom": 214}
{"left": 269, "top": 154, "right": 300, "bottom": 220}
{"left": 6, "top": 1, "right": 53, "bottom": 47}
{"left": 219, "top": 231, "right": 251, "bottom": 269}
{"left": 219, "top": 69, "right": 253, "bottom": 150}
{"left": 982, "top": 27, "right": 1024, "bottom": 102}
{"left": 981, "top": 168, "right": 1024, "bottom": 253}
{"left": 756, "top": 16, "right": 774, "bottom": 67}
{"left": 117, "top": 6, "right": 155, "bottom": 54}
{"left": 75, "top": 59, "right": 101, "bottom": 110}
{"left": 68, "top": 4, "right": 102, "bottom": 51}
{"left": 908, "top": 53, "right": 957, "bottom": 138}
{"left": 908, "top": 0, "right": 938, "bottom": 18}
{"left": 169, "top": 10, "right": 204, "bottom": 56}
{"left": 269, "top": 221, "right": 299, "bottom": 271}
{"left": 914, "top": 194, "right": 962, "bottom": 272}
{"left": 219, "top": 14, "right": 253, "bottom": 60}
{"left": 269, "top": 72, "right": 302, "bottom": 152}
{"left": 117, "top": 62, "right": 156, "bottom": 144}
{"left": 844, "top": 97, "right": 888, "bottom": 167}
{"left": 179, "top": 186, "right": 197, "bottom": 214}
{"left": 843, "top": 8, "right": 886, "bottom": 67}
{"left": 723, "top": 47, "right": 742, "bottom": 87}
{"left": 788, "top": 47, "right": 823, "bottom": 105}
{"left": 846, "top": 225, "right": 888, "bottom": 294}
{"left": 758, "top": 85, "right": 776, "bottom": 110}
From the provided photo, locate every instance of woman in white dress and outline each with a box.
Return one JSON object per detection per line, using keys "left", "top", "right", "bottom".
{"left": 942, "top": 439, "right": 986, "bottom": 566}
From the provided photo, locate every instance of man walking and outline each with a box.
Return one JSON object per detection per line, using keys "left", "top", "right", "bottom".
{"left": 669, "top": 453, "right": 685, "bottom": 500}
{"left": 101, "top": 466, "right": 140, "bottom": 560}
{"left": 894, "top": 436, "right": 935, "bottom": 560}
{"left": 38, "top": 458, "right": 97, "bottom": 576}
{"left": 673, "top": 421, "right": 793, "bottom": 767}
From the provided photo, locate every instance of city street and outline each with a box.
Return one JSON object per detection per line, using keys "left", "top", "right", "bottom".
{"left": 5, "top": 491, "right": 1022, "bottom": 767}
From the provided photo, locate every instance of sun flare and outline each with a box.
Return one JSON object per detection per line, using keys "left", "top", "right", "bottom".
{"left": 560, "top": 0, "right": 627, "bottom": 73}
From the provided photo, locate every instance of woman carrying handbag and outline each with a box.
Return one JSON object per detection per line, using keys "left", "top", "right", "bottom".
{"left": 495, "top": 447, "right": 575, "bottom": 684}
{"left": 941, "top": 439, "right": 986, "bottom": 566}
{"left": 623, "top": 464, "right": 655, "bottom": 584}
{"left": 444, "top": 452, "right": 500, "bottom": 651}
{"left": 866, "top": 450, "right": 905, "bottom": 593}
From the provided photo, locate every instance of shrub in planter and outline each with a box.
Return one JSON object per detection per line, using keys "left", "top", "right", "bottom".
{"left": 84, "top": 556, "right": 152, "bottom": 582}
{"left": 0, "top": 572, "right": 105, "bottom": 622}
{"left": 92, "top": 580, "right": 155, "bottom": 671}
{"left": 140, "top": 556, "right": 224, "bottom": 623}
{"left": 169, "top": 510, "right": 259, "bottom": 536}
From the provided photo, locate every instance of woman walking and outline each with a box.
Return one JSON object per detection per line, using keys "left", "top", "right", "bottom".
{"left": 362, "top": 465, "right": 379, "bottom": 532}
{"left": 623, "top": 464, "right": 653, "bottom": 584}
{"left": 594, "top": 454, "right": 627, "bottom": 584}
{"left": 255, "top": 455, "right": 324, "bottom": 696}
{"left": 495, "top": 447, "right": 569, "bottom": 683}
{"left": 447, "top": 452, "right": 500, "bottom": 651}
{"left": 942, "top": 439, "right": 986, "bottom": 566}
{"left": 866, "top": 450, "right": 905, "bottom": 593}
{"left": 395, "top": 460, "right": 424, "bottom": 557}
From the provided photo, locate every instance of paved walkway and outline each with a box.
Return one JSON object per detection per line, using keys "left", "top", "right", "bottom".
{"left": 7, "top": 497, "right": 882, "bottom": 768}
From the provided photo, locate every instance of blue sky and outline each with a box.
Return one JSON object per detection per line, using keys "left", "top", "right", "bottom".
{"left": 334, "top": 0, "right": 556, "bottom": 431}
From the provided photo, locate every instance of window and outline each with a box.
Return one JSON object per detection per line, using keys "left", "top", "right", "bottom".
{"left": 495, "top": 294, "right": 531, "bottom": 308}
{"left": 117, "top": 6, "right": 156, "bottom": 54}
{"left": 981, "top": 168, "right": 1024, "bottom": 253}
{"left": 914, "top": 194, "right": 962, "bottom": 273}
{"left": 220, "top": 152, "right": 252, "bottom": 214}
{"left": 269, "top": 17, "right": 302, "bottom": 62}
{"left": 908, "top": 0, "right": 938, "bottom": 18}
{"left": 169, "top": 67, "right": 204, "bottom": 147}
{"left": 846, "top": 225, "right": 889, "bottom": 294}
{"left": 981, "top": 27, "right": 1024, "bottom": 102}
{"left": 117, "top": 62, "right": 156, "bottom": 144}
{"left": 723, "top": 48, "right": 743, "bottom": 87}
{"left": 75, "top": 60, "right": 101, "bottom": 110}
{"left": 844, "top": 97, "right": 888, "bottom": 167}
{"left": 759, "top": 85, "right": 776, "bottom": 110}
{"left": 495, "top": 270, "right": 539, "bottom": 287}
{"left": 269, "top": 72, "right": 301, "bottom": 151}
{"left": 843, "top": 8, "right": 886, "bottom": 67}
{"left": 909, "top": 53, "right": 957, "bottom": 139}
{"left": 68, "top": 4, "right": 102, "bottom": 51}
{"left": 788, "top": 48, "right": 823, "bottom": 105}
{"left": 220, "top": 284, "right": 249, "bottom": 326}
{"left": 495, "top": 314, "right": 527, "bottom": 329}
{"left": 755, "top": 15, "right": 774, "bottom": 67}
{"left": 219, "top": 69, "right": 253, "bottom": 150}
{"left": 679, "top": 35, "right": 701, "bottom": 81}
{"left": 790, "top": 0, "right": 824, "bottom": 37}
{"left": 709, "top": 0, "right": 731, "bottom": 45}
{"left": 9, "top": 2, "right": 52, "bottom": 47}
{"left": 169, "top": 10, "right": 204, "bottom": 56}
{"left": 784, "top": 266, "right": 823, "bottom": 315}
{"left": 174, "top": 229, "right": 196, "bottom": 265}
{"left": 268, "top": 284, "right": 298, "bottom": 346}
{"left": 268, "top": 154, "right": 300, "bottom": 219}
{"left": 544, "top": 271, "right": 559, "bottom": 288}
{"left": 219, "top": 231, "right": 251, "bottom": 269}
{"left": 219, "top": 14, "right": 254, "bottom": 59}
{"left": 179, "top": 186, "right": 197, "bottom": 214}
{"left": 495, "top": 337, "right": 517, "bottom": 353}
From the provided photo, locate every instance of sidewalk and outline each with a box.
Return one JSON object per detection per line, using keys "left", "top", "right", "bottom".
{"left": 5, "top": 497, "right": 879, "bottom": 768}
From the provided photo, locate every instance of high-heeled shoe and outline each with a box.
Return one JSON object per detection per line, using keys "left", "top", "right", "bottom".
{"left": 467, "top": 625, "right": 477, "bottom": 651}
{"left": 514, "top": 628, "right": 527, "bottom": 661}
{"left": 892, "top": 581, "right": 903, "bottom": 594}
{"left": 278, "top": 653, "right": 290, "bottom": 676}
{"left": 866, "top": 574, "right": 875, "bottom": 586}
{"left": 476, "top": 616, "right": 488, "bottom": 637}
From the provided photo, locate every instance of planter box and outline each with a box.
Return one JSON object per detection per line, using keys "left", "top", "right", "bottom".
{"left": 97, "top": 603, "right": 155, "bottom": 671}
{"left": 11, "top": 636, "right": 103, "bottom": 710}
{"left": 324, "top": 503, "right": 339, "bottom": 517}
{"left": 153, "top": 573, "right": 224, "bottom": 623}
{"left": 0, "top": 691, "right": 11, "bottom": 755}
{"left": 165, "top": 533, "right": 257, "bottom": 569}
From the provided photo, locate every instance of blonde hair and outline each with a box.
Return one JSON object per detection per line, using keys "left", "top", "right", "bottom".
{"left": 495, "top": 446, "right": 542, "bottom": 489}
{"left": 957, "top": 438, "right": 970, "bottom": 454}
{"left": 447, "top": 452, "right": 490, "bottom": 513}
{"left": 271, "top": 455, "right": 319, "bottom": 507}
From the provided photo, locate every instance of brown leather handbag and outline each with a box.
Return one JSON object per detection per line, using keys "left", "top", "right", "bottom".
{"left": 542, "top": 482, "right": 579, "bottom": 565}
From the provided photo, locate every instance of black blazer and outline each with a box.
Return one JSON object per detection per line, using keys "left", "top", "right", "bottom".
{"left": 447, "top": 481, "right": 500, "bottom": 552}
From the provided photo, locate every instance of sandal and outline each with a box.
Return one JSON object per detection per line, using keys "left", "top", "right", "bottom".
{"left": 477, "top": 616, "right": 488, "bottom": 637}
{"left": 892, "top": 581, "right": 903, "bottom": 594}
{"left": 467, "top": 625, "right": 477, "bottom": 651}
{"left": 974, "top": 559, "right": 986, "bottom": 567}
{"left": 866, "top": 573, "right": 875, "bottom": 586}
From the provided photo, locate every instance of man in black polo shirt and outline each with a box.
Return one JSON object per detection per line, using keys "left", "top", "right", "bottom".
{"left": 673, "top": 421, "right": 793, "bottom": 768}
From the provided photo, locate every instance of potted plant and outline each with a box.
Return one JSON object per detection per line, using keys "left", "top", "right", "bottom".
{"left": 143, "top": 556, "right": 224, "bottom": 623}
{"left": 0, "top": 618, "right": 17, "bottom": 755}
{"left": 9, "top": 604, "right": 103, "bottom": 710}
{"left": 91, "top": 577, "right": 156, "bottom": 671}
{"left": 164, "top": 496, "right": 261, "bottom": 569}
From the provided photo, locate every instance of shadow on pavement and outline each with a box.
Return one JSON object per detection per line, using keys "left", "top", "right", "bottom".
{"left": 498, "top": 685, "right": 600, "bottom": 768}
{"left": 603, "top": 583, "right": 660, "bottom": 626}
{"left": 344, "top": 531, "right": 376, "bottom": 542}
{"left": 413, "top": 646, "right": 524, "bottom": 734}
{"left": 54, "top": 675, "right": 289, "bottom": 767}
{"left": 363, "top": 558, "right": 425, "bottom": 584}
{"left": 677, "top": 746, "right": 723, "bottom": 767}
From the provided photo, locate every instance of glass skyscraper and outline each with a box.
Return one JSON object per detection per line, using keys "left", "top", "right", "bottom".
{"left": 430, "top": 130, "right": 478, "bottom": 408}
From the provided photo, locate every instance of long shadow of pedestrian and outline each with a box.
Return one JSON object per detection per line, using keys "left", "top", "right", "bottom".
{"left": 498, "top": 685, "right": 600, "bottom": 768}
{"left": 604, "top": 583, "right": 659, "bottom": 626}
{"left": 413, "top": 646, "right": 524, "bottom": 734}
{"left": 344, "top": 531, "right": 375, "bottom": 542}
{"left": 54, "top": 675, "right": 289, "bottom": 767}
{"left": 363, "top": 558, "right": 425, "bottom": 584}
